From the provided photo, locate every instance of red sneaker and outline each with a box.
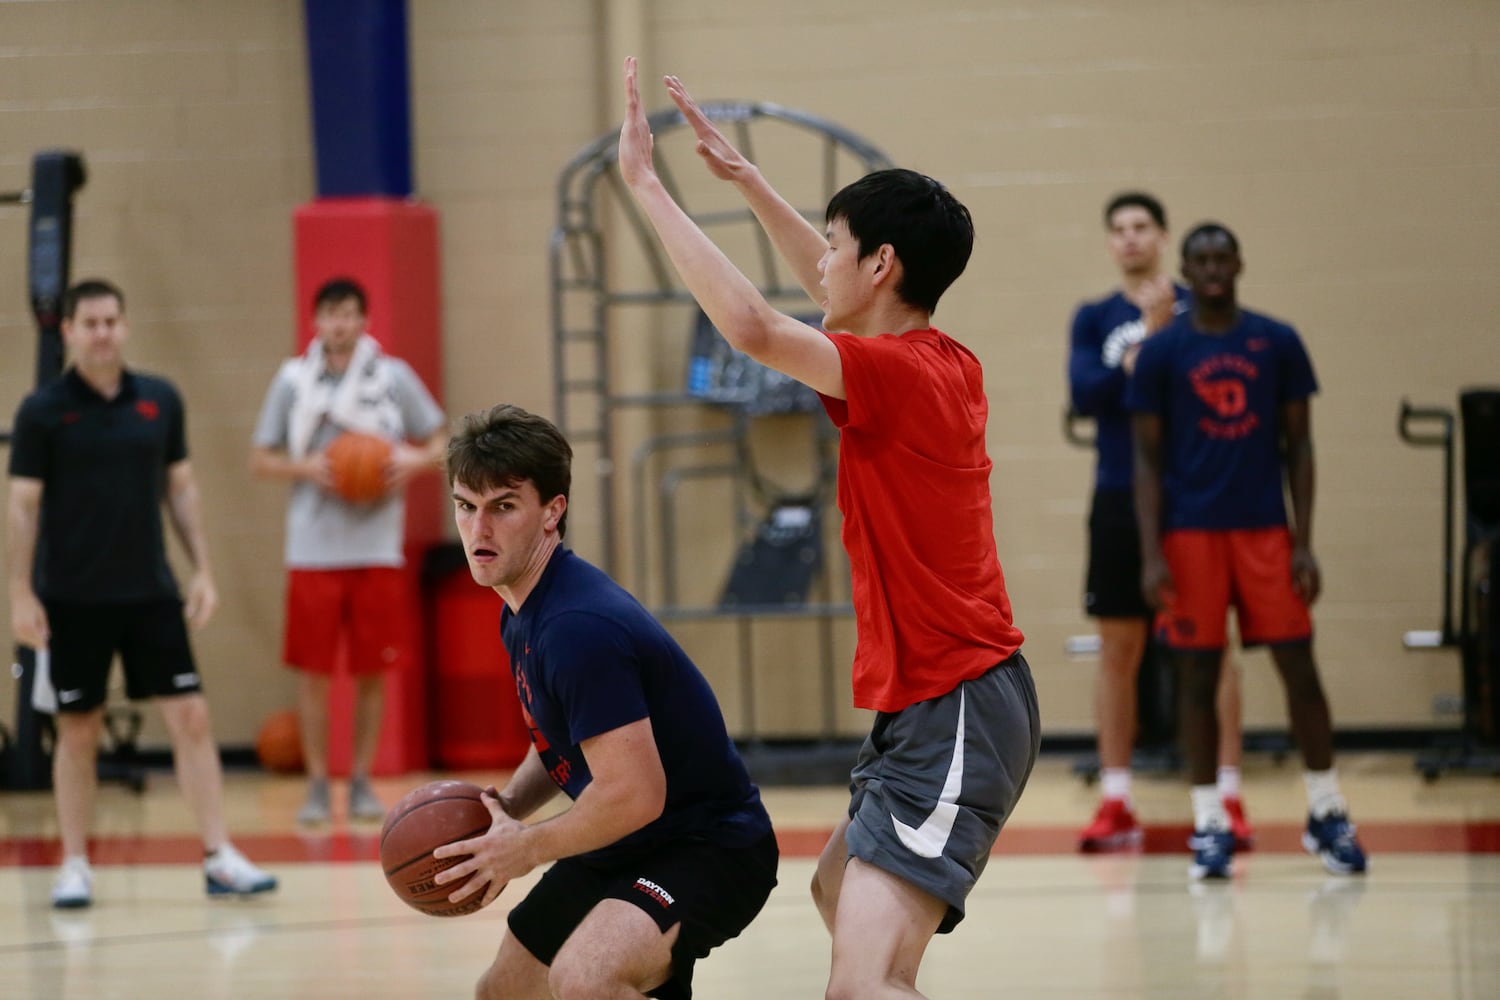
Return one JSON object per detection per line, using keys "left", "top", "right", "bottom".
{"left": 1079, "top": 798, "right": 1143, "bottom": 852}
{"left": 1223, "top": 796, "right": 1256, "bottom": 850}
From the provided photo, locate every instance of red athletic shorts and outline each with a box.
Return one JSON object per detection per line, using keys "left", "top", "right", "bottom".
{"left": 283, "top": 567, "right": 413, "bottom": 675}
{"left": 1156, "top": 527, "right": 1312, "bottom": 650}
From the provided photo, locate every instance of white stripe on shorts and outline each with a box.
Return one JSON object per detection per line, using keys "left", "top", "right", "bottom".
{"left": 892, "top": 689, "right": 965, "bottom": 859}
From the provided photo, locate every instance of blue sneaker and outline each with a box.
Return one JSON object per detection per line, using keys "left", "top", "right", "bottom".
{"left": 1303, "top": 812, "right": 1367, "bottom": 875}
{"left": 1188, "top": 827, "right": 1235, "bottom": 880}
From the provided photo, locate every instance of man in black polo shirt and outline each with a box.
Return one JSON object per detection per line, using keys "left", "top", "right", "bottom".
{"left": 6, "top": 279, "right": 277, "bottom": 908}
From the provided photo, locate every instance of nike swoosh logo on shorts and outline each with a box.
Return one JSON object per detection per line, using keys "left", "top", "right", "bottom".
{"left": 891, "top": 689, "right": 965, "bottom": 859}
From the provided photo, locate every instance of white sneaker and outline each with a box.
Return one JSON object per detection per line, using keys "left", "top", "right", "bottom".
{"left": 51, "top": 856, "right": 93, "bottom": 909}
{"left": 204, "top": 844, "right": 278, "bottom": 897}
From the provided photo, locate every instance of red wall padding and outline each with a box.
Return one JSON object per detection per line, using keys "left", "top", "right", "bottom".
{"left": 427, "top": 572, "right": 530, "bottom": 770}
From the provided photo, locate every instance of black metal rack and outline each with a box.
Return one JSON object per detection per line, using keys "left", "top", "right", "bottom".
{"left": 1401, "top": 392, "right": 1500, "bottom": 779}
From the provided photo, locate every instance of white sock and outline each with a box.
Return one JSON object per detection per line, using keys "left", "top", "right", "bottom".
{"left": 1101, "top": 768, "right": 1132, "bottom": 803}
{"left": 1217, "top": 765, "right": 1242, "bottom": 799}
{"left": 1192, "top": 785, "right": 1229, "bottom": 832}
{"left": 1304, "top": 769, "right": 1347, "bottom": 819}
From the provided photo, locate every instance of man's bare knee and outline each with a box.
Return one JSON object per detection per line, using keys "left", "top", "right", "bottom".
{"left": 474, "top": 938, "right": 547, "bottom": 1000}
{"left": 825, "top": 976, "right": 860, "bottom": 1000}
{"left": 827, "top": 967, "right": 903, "bottom": 1000}
{"left": 55, "top": 714, "right": 102, "bottom": 753}
{"left": 548, "top": 957, "right": 602, "bottom": 1000}
{"left": 473, "top": 963, "right": 499, "bottom": 1000}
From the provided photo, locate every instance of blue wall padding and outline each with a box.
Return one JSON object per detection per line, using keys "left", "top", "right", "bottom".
{"left": 303, "top": 0, "right": 413, "bottom": 197}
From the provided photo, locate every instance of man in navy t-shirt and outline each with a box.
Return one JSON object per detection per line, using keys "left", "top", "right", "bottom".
{"left": 432, "top": 404, "right": 777, "bottom": 1000}
{"left": 1069, "top": 192, "right": 1253, "bottom": 853}
{"left": 1128, "top": 223, "right": 1367, "bottom": 882}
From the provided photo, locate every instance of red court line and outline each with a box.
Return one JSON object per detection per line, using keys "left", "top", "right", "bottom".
{"left": 2, "top": 821, "right": 1497, "bottom": 868}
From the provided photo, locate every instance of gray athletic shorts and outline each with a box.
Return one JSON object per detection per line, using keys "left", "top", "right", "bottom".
{"left": 845, "top": 651, "right": 1039, "bottom": 933}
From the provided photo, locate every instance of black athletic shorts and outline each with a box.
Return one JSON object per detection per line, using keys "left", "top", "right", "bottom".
{"left": 1085, "top": 488, "right": 1152, "bottom": 619}
{"left": 43, "top": 600, "right": 202, "bottom": 712}
{"left": 507, "top": 830, "right": 778, "bottom": 1000}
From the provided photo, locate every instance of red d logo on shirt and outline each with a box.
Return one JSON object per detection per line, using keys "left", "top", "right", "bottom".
{"left": 135, "top": 399, "right": 160, "bottom": 420}
{"left": 1193, "top": 378, "right": 1246, "bottom": 419}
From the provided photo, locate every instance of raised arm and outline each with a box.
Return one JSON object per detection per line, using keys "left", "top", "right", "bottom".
{"left": 6, "top": 476, "right": 48, "bottom": 649}
{"left": 664, "top": 74, "right": 829, "bottom": 303}
{"left": 619, "top": 57, "right": 845, "bottom": 399}
{"left": 165, "top": 458, "right": 219, "bottom": 629}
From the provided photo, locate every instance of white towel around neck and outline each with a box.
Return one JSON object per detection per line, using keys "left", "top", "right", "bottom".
{"left": 285, "top": 334, "right": 401, "bottom": 459}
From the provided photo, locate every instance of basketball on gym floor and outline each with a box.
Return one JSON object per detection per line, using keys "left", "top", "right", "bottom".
{"left": 379, "top": 780, "right": 497, "bottom": 917}
{"left": 325, "top": 431, "right": 393, "bottom": 504}
{"left": 254, "top": 709, "right": 304, "bottom": 774}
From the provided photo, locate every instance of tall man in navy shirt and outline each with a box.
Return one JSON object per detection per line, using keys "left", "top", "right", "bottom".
{"left": 6, "top": 279, "right": 277, "bottom": 908}
{"left": 1128, "top": 225, "right": 1367, "bottom": 880}
{"left": 1069, "top": 192, "right": 1252, "bottom": 852}
{"left": 433, "top": 403, "right": 777, "bottom": 1000}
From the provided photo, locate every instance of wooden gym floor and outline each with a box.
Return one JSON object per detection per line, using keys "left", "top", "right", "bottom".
{"left": 1, "top": 750, "right": 1498, "bottom": 998}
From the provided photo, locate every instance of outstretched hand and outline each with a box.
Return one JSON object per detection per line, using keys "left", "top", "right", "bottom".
{"left": 664, "top": 74, "right": 752, "bottom": 182}
{"left": 618, "top": 56, "right": 657, "bottom": 189}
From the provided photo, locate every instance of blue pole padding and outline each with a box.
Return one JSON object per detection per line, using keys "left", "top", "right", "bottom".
{"left": 303, "top": 0, "right": 414, "bottom": 197}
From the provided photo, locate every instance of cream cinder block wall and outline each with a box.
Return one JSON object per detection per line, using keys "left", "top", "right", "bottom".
{"left": 1, "top": 1, "right": 1496, "bottom": 749}
{"left": 0, "top": 1, "right": 315, "bottom": 749}
{"left": 635, "top": 0, "right": 1499, "bottom": 736}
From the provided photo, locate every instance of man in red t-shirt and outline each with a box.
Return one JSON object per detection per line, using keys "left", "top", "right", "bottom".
{"left": 620, "top": 61, "right": 1039, "bottom": 997}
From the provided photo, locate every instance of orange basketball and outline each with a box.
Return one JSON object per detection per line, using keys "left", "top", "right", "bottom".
{"left": 326, "top": 431, "right": 393, "bottom": 504}
{"left": 255, "top": 709, "right": 304, "bottom": 774}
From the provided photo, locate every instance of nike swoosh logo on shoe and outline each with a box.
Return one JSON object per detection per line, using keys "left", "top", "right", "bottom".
{"left": 891, "top": 689, "right": 965, "bottom": 859}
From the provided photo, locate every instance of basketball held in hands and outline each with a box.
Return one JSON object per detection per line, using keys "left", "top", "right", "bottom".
{"left": 325, "top": 431, "right": 393, "bottom": 504}
{"left": 379, "top": 780, "right": 498, "bottom": 917}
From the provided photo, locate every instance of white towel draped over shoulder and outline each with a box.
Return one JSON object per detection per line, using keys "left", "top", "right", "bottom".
{"left": 285, "top": 334, "right": 402, "bottom": 459}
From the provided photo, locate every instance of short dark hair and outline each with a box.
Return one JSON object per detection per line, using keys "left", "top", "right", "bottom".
{"left": 1180, "top": 222, "right": 1240, "bottom": 258}
{"left": 63, "top": 278, "right": 124, "bottom": 319}
{"left": 313, "top": 277, "right": 367, "bottom": 314}
{"left": 447, "top": 404, "right": 573, "bottom": 538}
{"left": 1104, "top": 191, "right": 1167, "bottom": 230}
{"left": 825, "top": 168, "right": 973, "bottom": 314}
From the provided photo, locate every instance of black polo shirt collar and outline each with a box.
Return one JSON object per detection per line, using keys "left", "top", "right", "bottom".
{"left": 63, "top": 366, "right": 139, "bottom": 405}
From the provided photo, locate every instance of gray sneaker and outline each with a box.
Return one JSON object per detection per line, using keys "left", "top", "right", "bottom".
{"left": 348, "top": 778, "right": 385, "bottom": 822}
{"left": 296, "top": 779, "right": 332, "bottom": 826}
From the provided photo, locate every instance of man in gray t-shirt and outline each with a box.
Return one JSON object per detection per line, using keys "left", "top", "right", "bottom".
{"left": 250, "top": 278, "right": 446, "bottom": 825}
